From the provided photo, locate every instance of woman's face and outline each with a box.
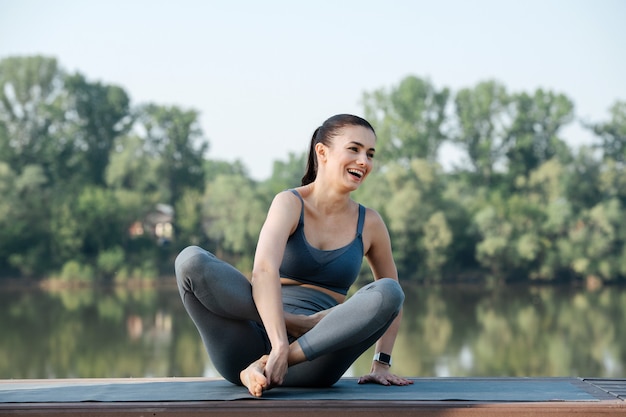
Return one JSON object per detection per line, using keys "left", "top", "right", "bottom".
{"left": 317, "top": 125, "right": 376, "bottom": 190}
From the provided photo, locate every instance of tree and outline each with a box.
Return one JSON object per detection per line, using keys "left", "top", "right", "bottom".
{"left": 598, "top": 158, "right": 626, "bottom": 207}
{"left": 204, "top": 159, "right": 248, "bottom": 182}
{"left": 422, "top": 211, "right": 453, "bottom": 280}
{"left": 263, "top": 151, "right": 306, "bottom": 195}
{"left": 0, "top": 163, "right": 51, "bottom": 276}
{"left": 590, "top": 100, "right": 626, "bottom": 163}
{"left": 133, "top": 104, "right": 208, "bottom": 205}
{"left": 567, "top": 199, "right": 626, "bottom": 282}
{"left": 563, "top": 147, "right": 603, "bottom": 212}
{"left": 74, "top": 186, "right": 128, "bottom": 257}
{"left": 359, "top": 160, "right": 453, "bottom": 281}
{"left": 453, "top": 80, "right": 511, "bottom": 185}
{"left": 64, "top": 73, "right": 131, "bottom": 185}
{"left": 0, "top": 56, "right": 67, "bottom": 182}
{"left": 363, "top": 75, "right": 450, "bottom": 166}
{"left": 106, "top": 133, "right": 160, "bottom": 195}
{"left": 202, "top": 174, "right": 267, "bottom": 271}
{"left": 174, "top": 188, "right": 205, "bottom": 248}
{"left": 505, "top": 89, "right": 574, "bottom": 180}
{"left": 0, "top": 56, "right": 131, "bottom": 188}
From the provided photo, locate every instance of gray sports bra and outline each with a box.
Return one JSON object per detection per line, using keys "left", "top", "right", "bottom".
{"left": 279, "top": 189, "right": 365, "bottom": 295}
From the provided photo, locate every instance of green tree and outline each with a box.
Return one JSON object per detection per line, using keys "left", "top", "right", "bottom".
{"left": 363, "top": 75, "right": 450, "bottom": 165}
{"left": 74, "top": 186, "right": 128, "bottom": 258}
{"left": 567, "top": 199, "right": 626, "bottom": 282}
{"left": 0, "top": 56, "right": 131, "bottom": 189}
{"left": 359, "top": 160, "right": 453, "bottom": 281}
{"left": 263, "top": 151, "right": 306, "bottom": 195}
{"left": 0, "top": 164, "right": 51, "bottom": 276}
{"left": 134, "top": 104, "right": 208, "bottom": 205}
{"left": 49, "top": 198, "right": 83, "bottom": 267}
{"left": 422, "top": 211, "right": 453, "bottom": 280}
{"left": 64, "top": 73, "right": 131, "bottom": 185}
{"left": 505, "top": 89, "right": 574, "bottom": 181}
{"left": 202, "top": 174, "right": 267, "bottom": 271}
{"left": 204, "top": 159, "right": 248, "bottom": 182}
{"left": 590, "top": 100, "right": 626, "bottom": 163}
{"left": 563, "top": 147, "right": 603, "bottom": 212}
{"left": 174, "top": 188, "right": 205, "bottom": 248}
{"left": 0, "top": 56, "right": 66, "bottom": 181}
{"left": 472, "top": 159, "right": 570, "bottom": 282}
{"left": 453, "top": 80, "right": 511, "bottom": 185}
{"left": 598, "top": 158, "right": 626, "bottom": 206}
{"left": 106, "top": 133, "right": 161, "bottom": 197}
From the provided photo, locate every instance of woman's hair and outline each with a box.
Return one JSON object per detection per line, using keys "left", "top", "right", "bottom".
{"left": 301, "top": 114, "right": 375, "bottom": 186}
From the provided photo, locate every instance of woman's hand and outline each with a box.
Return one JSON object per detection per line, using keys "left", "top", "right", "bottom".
{"left": 357, "top": 361, "right": 413, "bottom": 386}
{"left": 264, "top": 345, "right": 290, "bottom": 387}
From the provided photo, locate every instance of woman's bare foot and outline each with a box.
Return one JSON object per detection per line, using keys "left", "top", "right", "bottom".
{"left": 284, "top": 306, "right": 336, "bottom": 338}
{"left": 240, "top": 355, "right": 269, "bottom": 397}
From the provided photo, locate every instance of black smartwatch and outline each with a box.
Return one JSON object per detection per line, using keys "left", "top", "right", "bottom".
{"left": 373, "top": 352, "right": 392, "bottom": 367}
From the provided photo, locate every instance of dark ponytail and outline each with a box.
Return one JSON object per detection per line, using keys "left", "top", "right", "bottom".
{"left": 300, "top": 114, "right": 375, "bottom": 186}
{"left": 301, "top": 127, "right": 321, "bottom": 186}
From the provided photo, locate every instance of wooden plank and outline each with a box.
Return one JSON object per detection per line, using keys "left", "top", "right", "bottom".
{"left": 1, "top": 399, "right": 626, "bottom": 417}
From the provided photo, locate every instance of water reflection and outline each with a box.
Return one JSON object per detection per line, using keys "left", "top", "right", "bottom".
{"left": 1, "top": 283, "right": 624, "bottom": 379}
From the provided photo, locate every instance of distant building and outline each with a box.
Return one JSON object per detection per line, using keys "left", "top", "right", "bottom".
{"left": 129, "top": 203, "right": 174, "bottom": 246}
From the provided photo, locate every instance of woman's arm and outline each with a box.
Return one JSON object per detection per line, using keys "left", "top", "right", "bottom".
{"left": 359, "top": 208, "right": 413, "bottom": 386}
{"left": 250, "top": 191, "right": 300, "bottom": 386}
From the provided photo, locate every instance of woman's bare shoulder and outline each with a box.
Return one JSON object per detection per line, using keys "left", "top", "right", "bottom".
{"left": 271, "top": 188, "right": 302, "bottom": 207}
{"left": 363, "top": 206, "right": 386, "bottom": 228}
{"left": 257, "top": 190, "right": 302, "bottom": 250}
{"left": 361, "top": 206, "right": 391, "bottom": 247}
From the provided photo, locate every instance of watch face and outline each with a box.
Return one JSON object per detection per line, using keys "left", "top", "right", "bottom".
{"left": 375, "top": 352, "right": 392, "bottom": 365}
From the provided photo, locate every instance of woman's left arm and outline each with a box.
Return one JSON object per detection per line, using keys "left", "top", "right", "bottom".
{"left": 358, "top": 208, "right": 413, "bottom": 386}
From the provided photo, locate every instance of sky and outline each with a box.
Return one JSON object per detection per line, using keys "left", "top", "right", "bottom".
{"left": 1, "top": 0, "right": 625, "bottom": 180}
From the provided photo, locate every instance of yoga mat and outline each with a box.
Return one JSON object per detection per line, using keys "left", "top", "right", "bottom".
{"left": 0, "top": 378, "right": 599, "bottom": 403}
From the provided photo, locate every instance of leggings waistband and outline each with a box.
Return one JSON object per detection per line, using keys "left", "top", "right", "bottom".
{"left": 281, "top": 285, "right": 338, "bottom": 315}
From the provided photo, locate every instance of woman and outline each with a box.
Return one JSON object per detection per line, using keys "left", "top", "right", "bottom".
{"left": 175, "top": 114, "right": 412, "bottom": 397}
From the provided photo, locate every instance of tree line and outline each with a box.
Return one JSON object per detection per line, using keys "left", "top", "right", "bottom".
{"left": 1, "top": 55, "right": 624, "bottom": 285}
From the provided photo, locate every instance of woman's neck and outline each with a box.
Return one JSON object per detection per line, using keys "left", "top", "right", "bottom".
{"left": 304, "top": 181, "right": 353, "bottom": 215}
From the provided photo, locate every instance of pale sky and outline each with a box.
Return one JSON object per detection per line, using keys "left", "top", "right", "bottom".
{"left": 1, "top": 0, "right": 625, "bottom": 180}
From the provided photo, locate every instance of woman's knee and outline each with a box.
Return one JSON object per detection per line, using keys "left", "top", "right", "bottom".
{"left": 374, "top": 278, "right": 405, "bottom": 315}
{"left": 176, "top": 245, "right": 207, "bottom": 266}
{"left": 174, "top": 246, "right": 212, "bottom": 284}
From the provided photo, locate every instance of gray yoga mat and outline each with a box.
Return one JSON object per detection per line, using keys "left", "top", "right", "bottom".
{"left": 0, "top": 378, "right": 599, "bottom": 403}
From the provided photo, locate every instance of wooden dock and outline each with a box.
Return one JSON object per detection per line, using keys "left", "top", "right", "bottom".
{"left": 0, "top": 377, "right": 624, "bottom": 416}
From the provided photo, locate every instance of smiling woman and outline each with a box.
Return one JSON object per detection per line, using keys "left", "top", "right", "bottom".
{"left": 301, "top": 115, "right": 376, "bottom": 187}
{"left": 175, "top": 114, "right": 413, "bottom": 397}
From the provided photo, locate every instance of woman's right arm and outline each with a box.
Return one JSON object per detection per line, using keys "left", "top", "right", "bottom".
{"left": 250, "top": 191, "right": 300, "bottom": 386}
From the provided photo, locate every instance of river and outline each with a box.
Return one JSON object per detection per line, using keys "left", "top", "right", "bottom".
{"left": 1, "top": 282, "right": 624, "bottom": 379}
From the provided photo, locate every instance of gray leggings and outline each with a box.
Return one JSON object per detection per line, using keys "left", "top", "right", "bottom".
{"left": 174, "top": 245, "right": 404, "bottom": 387}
